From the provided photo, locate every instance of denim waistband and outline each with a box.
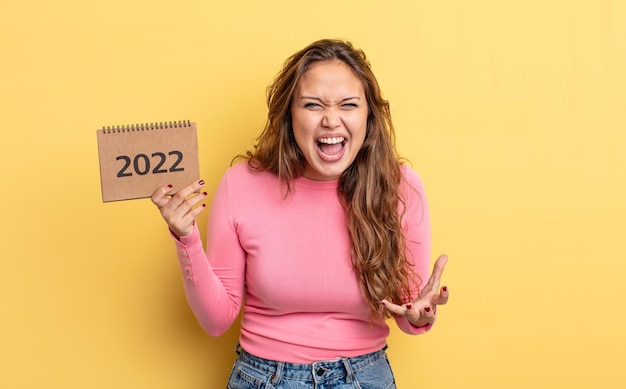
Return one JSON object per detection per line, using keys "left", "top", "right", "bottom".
{"left": 235, "top": 344, "right": 388, "bottom": 384}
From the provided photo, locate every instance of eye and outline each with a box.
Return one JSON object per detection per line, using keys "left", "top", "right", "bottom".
{"left": 341, "top": 103, "right": 358, "bottom": 110}
{"left": 304, "top": 102, "right": 323, "bottom": 110}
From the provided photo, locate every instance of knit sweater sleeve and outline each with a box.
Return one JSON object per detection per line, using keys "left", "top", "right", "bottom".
{"left": 394, "top": 165, "right": 435, "bottom": 335}
{"left": 171, "top": 170, "right": 245, "bottom": 336}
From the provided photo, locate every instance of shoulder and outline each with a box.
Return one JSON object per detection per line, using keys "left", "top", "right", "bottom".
{"left": 399, "top": 163, "right": 426, "bottom": 193}
{"left": 221, "top": 161, "right": 280, "bottom": 194}
{"left": 224, "top": 161, "right": 275, "bottom": 182}
{"left": 399, "top": 163, "right": 429, "bottom": 224}
{"left": 224, "top": 161, "right": 251, "bottom": 179}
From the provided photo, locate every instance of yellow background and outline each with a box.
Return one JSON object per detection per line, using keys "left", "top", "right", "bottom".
{"left": 1, "top": 1, "right": 624, "bottom": 388}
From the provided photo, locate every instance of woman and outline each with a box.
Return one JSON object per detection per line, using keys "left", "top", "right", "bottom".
{"left": 152, "top": 39, "right": 449, "bottom": 388}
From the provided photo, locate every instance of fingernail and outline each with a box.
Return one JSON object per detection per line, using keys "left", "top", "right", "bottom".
{"left": 167, "top": 184, "right": 173, "bottom": 189}
{"left": 442, "top": 286, "right": 447, "bottom": 292}
{"left": 202, "top": 192, "right": 207, "bottom": 196}
{"left": 406, "top": 304, "right": 412, "bottom": 310}
{"left": 198, "top": 179, "right": 205, "bottom": 185}
{"left": 425, "top": 306, "right": 431, "bottom": 313}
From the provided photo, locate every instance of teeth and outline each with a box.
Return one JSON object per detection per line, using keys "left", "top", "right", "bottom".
{"left": 317, "top": 137, "right": 345, "bottom": 144}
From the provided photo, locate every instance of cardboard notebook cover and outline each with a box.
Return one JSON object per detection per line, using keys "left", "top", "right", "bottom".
{"left": 97, "top": 121, "right": 200, "bottom": 202}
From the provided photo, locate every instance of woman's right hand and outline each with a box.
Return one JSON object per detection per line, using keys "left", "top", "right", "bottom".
{"left": 151, "top": 179, "right": 208, "bottom": 238}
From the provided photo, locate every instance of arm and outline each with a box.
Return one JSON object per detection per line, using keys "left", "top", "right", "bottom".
{"left": 382, "top": 166, "right": 449, "bottom": 334}
{"left": 152, "top": 174, "right": 245, "bottom": 336}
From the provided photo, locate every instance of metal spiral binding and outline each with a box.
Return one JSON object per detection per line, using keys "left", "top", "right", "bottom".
{"left": 101, "top": 120, "right": 191, "bottom": 134}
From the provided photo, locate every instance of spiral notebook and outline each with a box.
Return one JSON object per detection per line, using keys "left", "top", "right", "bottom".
{"left": 96, "top": 120, "right": 200, "bottom": 202}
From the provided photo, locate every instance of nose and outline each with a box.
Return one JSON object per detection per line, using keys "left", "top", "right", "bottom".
{"left": 321, "top": 107, "right": 341, "bottom": 128}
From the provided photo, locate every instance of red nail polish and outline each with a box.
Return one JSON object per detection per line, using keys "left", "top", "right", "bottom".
{"left": 406, "top": 304, "right": 412, "bottom": 310}
{"left": 198, "top": 179, "right": 205, "bottom": 185}
{"left": 167, "top": 184, "right": 173, "bottom": 189}
{"left": 202, "top": 192, "right": 207, "bottom": 196}
{"left": 442, "top": 286, "right": 447, "bottom": 292}
{"left": 425, "top": 306, "right": 431, "bottom": 313}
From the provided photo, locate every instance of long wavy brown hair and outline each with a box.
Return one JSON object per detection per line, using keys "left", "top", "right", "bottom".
{"left": 243, "top": 39, "right": 419, "bottom": 322}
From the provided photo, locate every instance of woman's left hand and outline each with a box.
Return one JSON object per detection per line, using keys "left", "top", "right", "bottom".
{"left": 381, "top": 254, "right": 449, "bottom": 328}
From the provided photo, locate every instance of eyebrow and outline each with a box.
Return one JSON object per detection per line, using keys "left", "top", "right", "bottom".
{"left": 299, "top": 96, "right": 361, "bottom": 104}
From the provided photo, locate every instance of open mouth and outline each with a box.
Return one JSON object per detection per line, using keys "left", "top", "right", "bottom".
{"left": 316, "top": 137, "right": 346, "bottom": 161}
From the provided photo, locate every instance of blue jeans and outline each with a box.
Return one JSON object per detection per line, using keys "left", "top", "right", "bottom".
{"left": 226, "top": 344, "right": 397, "bottom": 389}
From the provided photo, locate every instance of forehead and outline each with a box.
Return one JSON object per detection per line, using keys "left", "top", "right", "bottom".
{"left": 296, "top": 60, "right": 364, "bottom": 96}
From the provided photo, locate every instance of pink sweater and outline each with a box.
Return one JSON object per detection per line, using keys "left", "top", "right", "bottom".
{"left": 173, "top": 162, "right": 433, "bottom": 363}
